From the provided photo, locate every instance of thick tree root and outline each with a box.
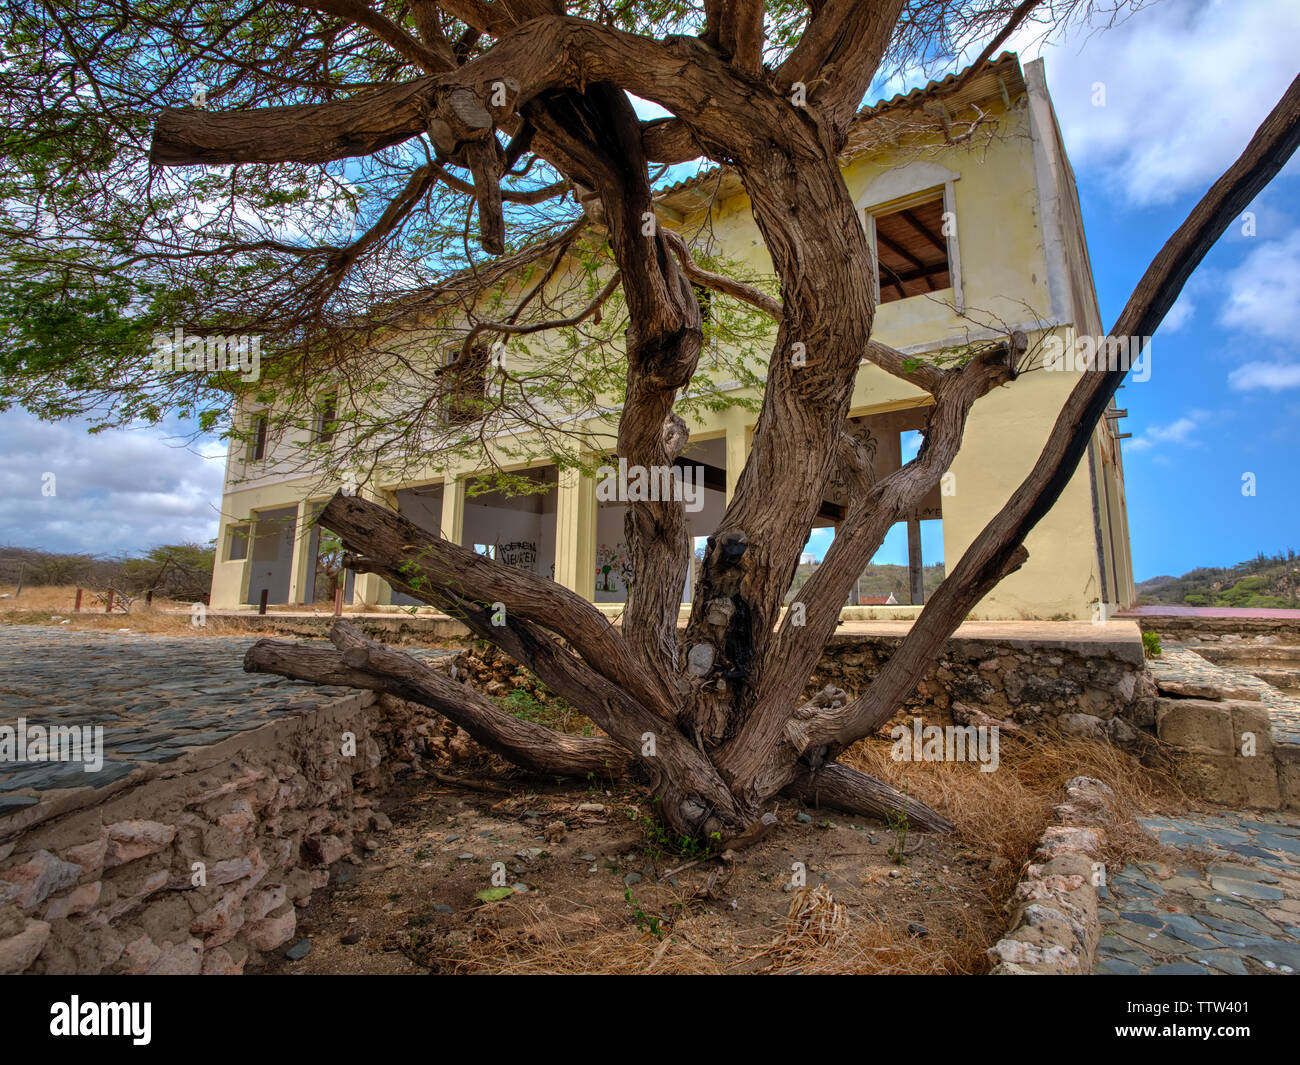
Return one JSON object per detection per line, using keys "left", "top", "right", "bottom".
{"left": 244, "top": 622, "right": 633, "bottom": 779}
{"left": 245, "top": 622, "right": 953, "bottom": 839}
{"left": 782, "top": 761, "right": 954, "bottom": 833}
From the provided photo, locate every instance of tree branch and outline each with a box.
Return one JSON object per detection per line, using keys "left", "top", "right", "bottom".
{"left": 288, "top": 0, "right": 455, "bottom": 74}
{"left": 243, "top": 629, "right": 631, "bottom": 776}
{"left": 318, "top": 490, "right": 681, "bottom": 720}
{"left": 783, "top": 761, "right": 954, "bottom": 833}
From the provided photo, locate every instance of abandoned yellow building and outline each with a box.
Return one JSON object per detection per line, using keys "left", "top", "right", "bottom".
{"left": 208, "top": 54, "right": 1136, "bottom": 621}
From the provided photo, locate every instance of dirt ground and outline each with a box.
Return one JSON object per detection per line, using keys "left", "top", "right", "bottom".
{"left": 259, "top": 771, "right": 991, "bottom": 975}
{"left": 257, "top": 724, "right": 1185, "bottom": 976}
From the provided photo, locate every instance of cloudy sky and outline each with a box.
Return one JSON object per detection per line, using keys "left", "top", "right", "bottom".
{"left": 2, "top": 0, "right": 1297, "bottom": 581}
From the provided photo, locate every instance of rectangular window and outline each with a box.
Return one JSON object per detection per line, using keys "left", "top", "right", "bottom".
{"left": 316, "top": 393, "right": 337, "bottom": 443}
{"left": 693, "top": 283, "right": 713, "bottom": 324}
{"left": 249, "top": 414, "right": 268, "bottom": 462}
{"left": 872, "top": 195, "right": 951, "bottom": 304}
{"left": 441, "top": 344, "right": 489, "bottom": 425}
{"left": 227, "top": 524, "right": 250, "bottom": 561}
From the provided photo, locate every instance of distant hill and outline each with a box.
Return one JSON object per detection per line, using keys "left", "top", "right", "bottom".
{"left": 786, "top": 560, "right": 945, "bottom": 604}
{"left": 1138, "top": 551, "right": 1299, "bottom": 609}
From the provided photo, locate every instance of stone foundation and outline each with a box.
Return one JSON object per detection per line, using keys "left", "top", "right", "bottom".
{"left": 0, "top": 691, "right": 440, "bottom": 975}
{"left": 806, "top": 625, "right": 1151, "bottom": 745}
{"left": 1148, "top": 646, "right": 1300, "bottom": 812}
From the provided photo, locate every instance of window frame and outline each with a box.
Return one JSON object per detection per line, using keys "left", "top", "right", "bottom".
{"left": 247, "top": 412, "right": 269, "bottom": 463}
{"left": 315, "top": 392, "right": 338, "bottom": 443}
{"left": 857, "top": 164, "right": 963, "bottom": 313}
{"left": 226, "top": 523, "right": 251, "bottom": 562}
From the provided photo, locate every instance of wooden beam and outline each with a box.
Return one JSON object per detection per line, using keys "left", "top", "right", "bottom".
{"left": 907, "top": 516, "right": 924, "bottom": 605}
{"left": 875, "top": 228, "right": 927, "bottom": 272}
{"left": 899, "top": 208, "right": 949, "bottom": 255}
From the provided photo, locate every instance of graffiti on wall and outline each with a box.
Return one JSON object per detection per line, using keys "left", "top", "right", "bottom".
{"left": 596, "top": 543, "right": 634, "bottom": 592}
{"left": 497, "top": 540, "right": 538, "bottom": 572}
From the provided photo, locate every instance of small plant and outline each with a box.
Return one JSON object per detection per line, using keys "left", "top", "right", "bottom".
{"left": 624, "top": 888, "right": 663, "bottom": 938}
{"left": 1142, "top": 630, "right": 1162, "bottom": 658}
{"left": 629, "top": 805, "right": 712, "bottom": 864}
{"left": 885, "top": 801, "right": 911, "bottom": 866}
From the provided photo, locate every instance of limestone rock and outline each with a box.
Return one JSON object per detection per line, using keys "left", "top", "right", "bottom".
{"left": 105, "top": 820, "right": 176, "bottom": 868}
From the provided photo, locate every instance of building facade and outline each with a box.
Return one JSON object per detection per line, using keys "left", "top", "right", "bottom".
{"left": 209, "top": 55, "right": 1136, "bottom": 621}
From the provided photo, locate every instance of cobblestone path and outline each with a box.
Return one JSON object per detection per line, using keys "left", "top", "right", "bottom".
{"left": 0, "top": 627, "right": 452, "bottom": 812}
{"left": 1096, "top": 811, "right": 1300, "bottom": 974}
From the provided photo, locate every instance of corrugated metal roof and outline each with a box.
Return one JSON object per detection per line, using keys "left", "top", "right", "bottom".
{"left": 655, "top": 52, "right": 1026, "bottom": 215}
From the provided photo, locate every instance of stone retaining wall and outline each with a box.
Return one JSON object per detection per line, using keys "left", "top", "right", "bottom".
{"left": 988, "top": 777, "right": 1113, "bottom": 974}
{"left": 806, "top": 630, "right": 1152, "bottom": 745}
{"left": 0, "top": 691, "right": 439, "bottom": 975}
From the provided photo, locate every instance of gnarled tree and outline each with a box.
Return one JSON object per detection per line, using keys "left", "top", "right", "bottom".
{"left": 4, "top": 1, "right": 1298, "bottom": 842}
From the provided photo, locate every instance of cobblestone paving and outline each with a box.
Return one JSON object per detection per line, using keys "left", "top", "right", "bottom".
{"left": 0, "top": 627, "right": 453, "bottom": 812}
{"left": 1094, "top": 644, "right": 1300, "bottom": 973}
{"left": 1095, "top": 813, "right": 1300, "bottom": 975}
{"left": 1150, "top": 644, "right": 1300, "bottom": 748}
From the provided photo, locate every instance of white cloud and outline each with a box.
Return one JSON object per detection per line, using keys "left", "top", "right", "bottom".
{"left": 1161, "top": 295, "right": 1195, "bottom": 333}
{"left": 1218, "top": 229, "right": 1300, "bottom": 340}
{"left": 1008, "top": 0, "right": 1300, "bottom": 206}
{"left": 1127, "top": 414, "right": 1200, "bottom": 452}
{"left": 0, "top": 411, "right": 226, "bottom": 555}
{"left": 1228, "top": 361, "right": 1300, "bottom": 392}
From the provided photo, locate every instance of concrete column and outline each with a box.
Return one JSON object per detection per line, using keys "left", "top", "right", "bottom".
{"left": 554, "top": 467, "right": 596, "bottom": 600}
{"left": 724, "top": 422, "right": 748, "bottom": 502}
{"left": 286, "top": 499, "right": 315, "bottom": 605}
{"left": 440, "top": 476, "right": 466, "bottom": 544}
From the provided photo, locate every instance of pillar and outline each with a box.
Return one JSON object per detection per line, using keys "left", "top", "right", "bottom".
{"left": 554, "top": 467, "right": 596, "bottom": 599}
{"left": 907, "top": 515, "right": 924, "bottom": 605}
{"left": 286, "top": 499, "right": 315, "bottom": 605}
{"left": 724, "top": 422, "right": 749, "bottom": 502}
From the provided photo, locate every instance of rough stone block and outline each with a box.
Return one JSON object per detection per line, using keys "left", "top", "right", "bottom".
{"left": 1156, "top": 698, "right": 1234, "bottom": 755}
{"left": 105, "top": 820, "right": 176, "bottom": 868}
{"left": 0, "top": 850, "right": 83, "bottom": 911}
{"left": 0, "top": 917, "right": 51, "bottom": 974}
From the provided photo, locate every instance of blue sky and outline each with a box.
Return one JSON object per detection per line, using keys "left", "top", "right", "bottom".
{"left": 1, "top": 0, "right": 1296, "bottom": 583}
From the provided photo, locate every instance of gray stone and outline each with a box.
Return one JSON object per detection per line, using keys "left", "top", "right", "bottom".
{"left": 1095, "top": 958, "right": 1143, "bottom": 975}
{"left": 1209, "top": 877, "right": 1284, "bottom": 901}
{"left": 1187, "top": 950, "right": 1249, "bottom": 975}
{"left": 284, "top": 938, "right": 312, "bottom": 961}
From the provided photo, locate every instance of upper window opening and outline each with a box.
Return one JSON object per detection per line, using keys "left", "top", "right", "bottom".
{"left": 692, "top": 283, "right": 713, "bottom": 324}
{"left": 316, "top": 393, "right": 337, "bottom": 443}
{"left": 441, "top": 343, "right": 489, "bottom": 425}
{"left": 873, "top": 196, "right": 950, "bottom": 304}
{"left": 249, "top": 414, "right": 268, "bottom": 462}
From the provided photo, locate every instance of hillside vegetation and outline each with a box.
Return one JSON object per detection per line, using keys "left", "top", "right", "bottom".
{"left": 1138, "top": 550, "right": 1300, "bottom": 608}
{"left": 0, "top": 543, "right": 215, "bottom": 604}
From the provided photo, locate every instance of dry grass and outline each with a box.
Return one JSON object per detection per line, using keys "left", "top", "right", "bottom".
{"left": 840, "top": 725, "right": 1188, "bottom": 900}
{"left": 0, "top": 584, "right": 248, "bottom": 635}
